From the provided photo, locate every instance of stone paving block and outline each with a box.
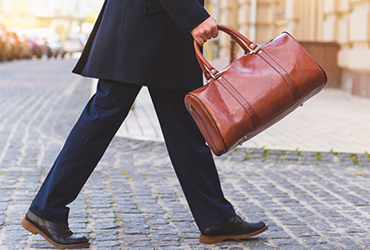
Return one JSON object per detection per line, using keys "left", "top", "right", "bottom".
{"left": 190, "top": 246, "right": 212, "bottom": 250}
{"left": 152, "top": 230, "right": 178, "bottom": 236}
{"left": 154, "top": 240, "right": 181, "bottom": 247}
{"left": 278, "top": 245, "right": 307, "bottom": 250}
{"left": 265, "top": 154, "right": 280, "bottom": 160}
{"left": 251, "top": 149, "right": 266, "bottom": 154}
{"left": 183, "top": 238, "right": 202, "bottom": 245}
{"left": 129, "top": 247, "right": 155, "bottom": 250}
{"left": 93, "top": 223, "right": 119, "bottom": 230}
{"left": 268, "top": 150, "right": 284, "bottom": 155}
{"left": 240, "top": 238, "right": 273, "bottom": 249}
{"left": 228, "top": 151, "right": 247, "bottom": 162}
{"left": 267, "top": 230, "right": 291, "bottom": 239}
{"left": 182, "top": 233, "right": 199, "bottom": 239}
{"left": 272, "top": 238, "right": 300, "bottom": 245}
{"left": 94, "top": 241, "right": 121, "bottom": 248}
{"left": 301, "top": 237, "right": 327, "bottom": 245}
{"left": 307, "top": 244, "right": 337, "bottom": 250}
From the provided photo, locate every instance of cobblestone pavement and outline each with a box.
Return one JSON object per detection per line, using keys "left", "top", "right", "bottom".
{"left": 1, "top": 59, "right": 370, "bottom": 250}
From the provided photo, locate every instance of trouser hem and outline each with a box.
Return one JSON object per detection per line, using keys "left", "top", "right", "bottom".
{"left": 197, "top": 210, "right": 236, "bottom": 231}
{"left": 28, "top": 207, "right": 69, "bottom": 224}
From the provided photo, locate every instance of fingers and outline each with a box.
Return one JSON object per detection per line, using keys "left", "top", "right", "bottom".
{"left": 211, "top": 25, "right": 219, "bottom": 39}
{"left": 192, "top": 29, "right": 211, "bottom": 46}
{"left": 195, "top": 32, "right": 207, "bottom": 46}
{"left": 206, "top": 29, "right": 213, "bottom": 39}
{"left": 191, "top": 17, "right": 218, "bottom": 46}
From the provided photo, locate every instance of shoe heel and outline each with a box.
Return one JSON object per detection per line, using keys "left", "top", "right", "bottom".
{"left": 22, "top": 218, "right": 39, "bottom": 235}
{"left": 199, "top": 235, "right": 224, "bottom": 244}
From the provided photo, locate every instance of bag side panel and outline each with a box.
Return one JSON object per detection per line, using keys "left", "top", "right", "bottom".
{"left": 262, "top": 33, "right": 327, "bottom": 97}
{"left": 191, "top": 80, "right": 256, "bottom": 149}
{"left": 185, "top": 90, "right": 228, "bottom": 155}
{"left": 221, "top": 54, "right": 296, "bottom": 125}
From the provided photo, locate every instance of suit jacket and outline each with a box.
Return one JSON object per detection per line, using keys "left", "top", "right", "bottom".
{"left": 73, "top": 0, "right": 209, "bottom": 90}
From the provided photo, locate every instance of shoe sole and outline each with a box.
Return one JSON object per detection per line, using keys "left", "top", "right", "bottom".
{"left": 199, "top": 225, "right": 268, "bottom": 244}
{"left": 21, "top": 217, "right": 90, "bottom": 249}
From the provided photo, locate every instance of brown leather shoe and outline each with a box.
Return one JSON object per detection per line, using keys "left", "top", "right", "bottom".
{"left": 199, "top": 215, "right": 268, "bottom": 244}
{"left": 22, "top": 210, "right": 90, "bottom": 249}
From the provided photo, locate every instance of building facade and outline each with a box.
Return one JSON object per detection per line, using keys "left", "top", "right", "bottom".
{"left": 0, "top": 0, "right": 104, "bottom": 37}
{"left": 207, "top": 0, "right": 370, "bottom": 98}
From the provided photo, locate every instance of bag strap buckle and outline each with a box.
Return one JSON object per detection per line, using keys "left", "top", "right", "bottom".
{"left": 205, "top": 68, "right": 222, "bottom": 82}
{"left": 249, "top": 44, "right": 262, "bottom": 54}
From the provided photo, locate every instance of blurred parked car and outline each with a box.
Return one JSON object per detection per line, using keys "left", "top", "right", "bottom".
{"left": 37, "top": 38, "right": 52, "bottom": 58}
{"left": 0, "top": 24, "right": 14, "bottom": 61}
{"left": 7, "top": 31, "right": 33, "bottom": 59}
{"left": 28, "top": 37, "right": 42, "bottom": 58}
{"left": 24, "top": 35, "right": 49, "bottom": 59}
{"left": 6, "top": 31, "right": 21, "bottom": 59}
{"left": 19, "top": 34, "right": 34, "bottom": 59}
{"left": 63, "top": 33, "right": 87, "bottom": 56}
{"left": 45, "top": 34, "right": 65, "bottom": 58}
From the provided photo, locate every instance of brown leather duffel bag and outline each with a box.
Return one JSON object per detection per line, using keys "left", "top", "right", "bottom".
{"left": 185, "top": 25, "right": 327, "bottom": 156}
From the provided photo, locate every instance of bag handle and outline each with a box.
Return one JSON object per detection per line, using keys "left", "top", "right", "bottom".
{"left": 194, "top": 24, "right": 261, "bottom": 81}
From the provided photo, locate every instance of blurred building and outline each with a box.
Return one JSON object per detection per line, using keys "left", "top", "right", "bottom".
{"left": 208, "top": 0, "right": 370, "bottom": 98}
{"left": 0, "top": 0, "right": 104, "bottom": 38}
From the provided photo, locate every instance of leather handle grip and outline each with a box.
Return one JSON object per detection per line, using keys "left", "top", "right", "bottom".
{"left": 194, "top": 24, "right": 258, "bottom": 80}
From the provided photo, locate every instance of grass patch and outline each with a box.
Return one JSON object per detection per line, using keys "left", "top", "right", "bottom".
{"left": 330, "top": 149, "right": 338, "bottom": 156}
{"left": 243, "top": 151, "right": 252, "bottom": 161}
{"left": 142, "top": 142, "right": 154, "bottom": 149}
{"left": 123, "top": 171, "right": 132, "bottom": 179}
{"left": 315, "top": 152, "right": 322, "bottom": 161}
{"left": 262, "top": 149, "right": 270, "bottom": 158}
{"left": 296, "top": 148, "right": 303, "bottom": 157}
{"left": 351, "top": 154, "right": 359, "bottom": 166}
{"left": 115, "top": 218, "right": 127, "bottom": 227}
{"left": 261, "top": 149, "right": 271, "bottom": 162}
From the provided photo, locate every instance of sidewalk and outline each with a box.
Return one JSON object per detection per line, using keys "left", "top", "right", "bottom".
{"left": 0, "top": 59, "right": 370, "bottom": 250}
{"left": 101, "top": 80, "right": 370, "bottom": 154}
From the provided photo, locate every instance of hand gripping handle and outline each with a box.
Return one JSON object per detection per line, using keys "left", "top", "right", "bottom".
{"left": 194, "top": 24, "right": 260, "bottom": 81}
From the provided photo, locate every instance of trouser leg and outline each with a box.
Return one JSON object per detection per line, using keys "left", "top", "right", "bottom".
{"left": 30, "top": 79, "right": 141, "bottom": 223}
{"left": 148, "top": 87, "right": 235, "bottom": 231}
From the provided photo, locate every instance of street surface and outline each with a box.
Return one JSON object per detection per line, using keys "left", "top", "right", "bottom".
{"left": 0, "top": 59, "right": 370, "bottom": 249}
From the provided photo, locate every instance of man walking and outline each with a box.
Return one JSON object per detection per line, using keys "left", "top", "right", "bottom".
{"left": 22, "top": 0, "right": 268, "bottom": 248}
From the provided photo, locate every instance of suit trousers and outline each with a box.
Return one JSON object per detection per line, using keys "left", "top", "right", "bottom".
{"left": 29, "top": 79, "right": 235, "bottom": 230}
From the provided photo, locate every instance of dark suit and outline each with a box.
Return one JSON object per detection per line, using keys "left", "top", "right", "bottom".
{"left": 29, "top": 0, "right": 235, "bottom": 231}
{"left": 73, "top": 0, "right": 209, "bottom": 90}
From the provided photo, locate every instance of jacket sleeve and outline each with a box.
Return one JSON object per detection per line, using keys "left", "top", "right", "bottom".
{"left": 157, "top": 0, "right": 210, "bottom": 35}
